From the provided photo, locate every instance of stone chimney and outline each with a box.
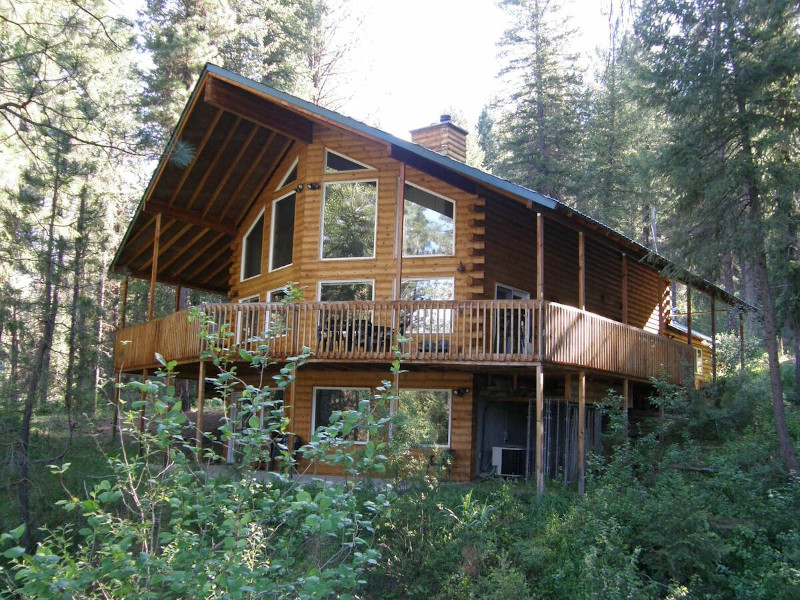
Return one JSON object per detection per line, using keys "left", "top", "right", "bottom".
{"left": 410, "top": 114, "right": 468, "bottom": 163}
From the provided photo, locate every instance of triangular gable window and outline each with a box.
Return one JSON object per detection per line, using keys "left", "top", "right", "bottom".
{"left": 276, "top": 158, "right": 298, "bottom": 190}
{"left": 324, "top": 149, "right": 372, "bottom": 173}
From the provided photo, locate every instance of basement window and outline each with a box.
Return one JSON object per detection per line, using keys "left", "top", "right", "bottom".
{"left": 403, "top": 183, "right": 454, "bottom": 256}
{"left": 241, "top": 210, "right": 264, "bottom": 281}
{"left": 393, "top": 389, "right": 451, "bottom": 447}
{"left": 270, "top": 192, "right": 295, "bottom": 271}
{"left": 312, "top": 387, "right": 372, "bottom": 443}
{"left": 324, "top": 149, "right": 372, "bottom": 173}
{"left": 321, "top": 181, "right": 377, "bottom": 259}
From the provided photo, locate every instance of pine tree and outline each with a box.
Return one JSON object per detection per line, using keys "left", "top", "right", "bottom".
{"left": 634, "top": 0, "right": 800, "bottom": 475}
{"left": 488, "top": 0, "right": 587, "bottom": 201}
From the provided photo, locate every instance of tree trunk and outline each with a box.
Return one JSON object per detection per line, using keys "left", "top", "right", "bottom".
{"left": 93, "top": 250, "right": 107, "bottom": 412}
{"left": 64, "top": 190, "right": 87, "bottom": 413}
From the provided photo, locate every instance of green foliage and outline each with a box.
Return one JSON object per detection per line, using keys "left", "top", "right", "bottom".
{"left": 1, "top": 306, "right": 402, "bottom": 598}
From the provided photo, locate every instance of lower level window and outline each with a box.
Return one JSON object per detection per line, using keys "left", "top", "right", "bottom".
{"left": 394, "top": 389, "right": 451, "bottom": 447}
{"left": 312, "top": 387, "right": 371, "bottom": 443}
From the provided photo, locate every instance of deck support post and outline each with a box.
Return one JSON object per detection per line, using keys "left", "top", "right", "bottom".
{"left": 739, "top": 312, "right": 745, "bottom": 370}
{"left": 111, "top": 275, "right": 129, "bottom": 442}
{"left": 621, "top": 254, "right": 628, "bottom": 325}
{"left": 622, "top": 378, "right": 629, "bottom": 439}
{"left": 711, "top": 295, "right": 717, "bottom": 383}
{"left": 148, "top": 213, "right": 162, "bottom": 322}
{"left": 195, "top": 360, "right": 205, "bottom": 456}
{"left": 525, "top": 389, "right": 533, "bottom": 481}
{"left": 174, "top": 285, "right": 182, "bottom": 314}
{"left": 578, "top": 232, "right": 585, "bottom": 310}
{"left": 535, "top": 364, "right": 544, "bottom": 496}
{"left": 139, "top": 368, "right": 147, "bottom": 435}
{"left": 578, "top": 371, "right": 586, "bottom": 495}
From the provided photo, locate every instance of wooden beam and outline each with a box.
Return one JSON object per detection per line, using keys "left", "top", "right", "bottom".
{"left": 128, "top": 269, "right": 227, "bottom": 295}
{"left": 204, "top": 78, "right": 313, "bottom": 143}
{"left": 621, "top": 254, "right": 628, "bottom": 325}
{"left": 166, "top": 109, "right": 224, "bottom": 207}
{"left": 394, "top": 163, "right": 406, "bottom": 300}
{"left": 536, "top": 213, "right": 544, "bottom": 301}
{"left": 201, "top": 124, "right": 260, "bottom": 218}
{"left": 144, "top": 200, "right": 237, "bottom": 235}
{"left": 185, "top": 240, "right": 232, "bottom": 282}
{"left": 119, "top": 275, "right": 128, "bottom": 330}
{"left": 148, "top": 213, "right": 161, "bottom": 321}
{"left": 157, "top": 228, "right": 215, "bottom": 274}
{"left": 711, "top": 295, "right": 717, "bottom": 383}
{"left": 217, "top": 131, "right": 276, "bottom": 222}
{"left": 139, "top": 223, "right": 196, "bottom": 272}
{"left": 578, "top": 371, "right": 586, "bottom": 495}
{"left": 172, "top": 232, "right": 227, "bottom": 277}
{"left": 535, "top": 364, "right": 544, "bottom": 496}
{"left": 196, "top": 360, "right": 205, "bottom": 455}
{"left": 739, "top": 312, "right": 745, "bottom": 370}
{"left": 686, "top": 286, "right": 693, "bottom": 346}
{"left": 128, "top": 218, "right": 176, "bottom": 266}
{"left": 185, "top": 116, "right": 242, "bottom": 211}
{"left": 174, "top": 285, "right": 182, "bottom": 314}
{"left": 578, "top": 231, "right": 585, "bottom": 311}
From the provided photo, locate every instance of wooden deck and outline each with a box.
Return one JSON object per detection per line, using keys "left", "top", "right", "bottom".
{"left": 114, "top": 300, "right": 694, "bottom": 383}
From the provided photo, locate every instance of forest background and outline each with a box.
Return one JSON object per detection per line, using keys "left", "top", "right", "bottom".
{"left": 0, "top": 0, "right": 798, "bottom": 597}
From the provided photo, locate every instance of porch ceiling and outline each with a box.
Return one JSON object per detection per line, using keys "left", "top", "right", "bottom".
{"left": 112, "top": 74, "right": 309, "bottom": 293}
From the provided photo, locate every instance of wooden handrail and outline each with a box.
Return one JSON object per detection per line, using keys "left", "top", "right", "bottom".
{"left": 114, "top": 300, "right": 693, "bottom": 383}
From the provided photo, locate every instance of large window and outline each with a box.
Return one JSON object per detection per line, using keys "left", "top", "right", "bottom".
{"left": 394, "top": 389, "right": 451, "bottom": 447}
{"left": 321, "top": 181, "right": 377, "bottom": 259}
{"left": 270, "top": 192, "right": 295, "bottom": 270}
{"left": 319, "top": 281, "right": 374, "bottom": 302}
{"left": 403, "top": 184, "right": 454, "bottom": 256}
{"left": 241, "top": 211, "right": 264, "bottom": 280}
{"left": 276, "top": 159, "right": 298, "bottom": 189}
{"left": 312, "top": 387, "right": 372, "bottom": 443}
{"left": 400, "top": 278, "right": 454, "bottom": 334}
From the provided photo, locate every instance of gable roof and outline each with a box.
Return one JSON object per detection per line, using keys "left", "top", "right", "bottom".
{"left": 112, "top": 64, "right": 754, "bottom": 310}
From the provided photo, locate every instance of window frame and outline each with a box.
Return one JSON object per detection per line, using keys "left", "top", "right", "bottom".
{"left": 240, "top": 208, "right": 265, "bottom": 282}
{"left": 399, "top": 277, "right": 455, "bottom": 334}
{"left": 276, "top": 157, "right": 298, "bottom": 190}
{"left": 311, "top": 386, "right": 373, "bottom": 444}
{"left": 324, "top": 149, "right": 373, "bottom": 173}
{"left": 403, "top": 182, "right": 456, "bottom": 258}
{"left": 392, "top": 388, "right": 452, "bottom": 448}
{"left": 269, "top": 190, "right": 296, "bottom": 272}
{"left": 319, "top": 179, "right": 379, "bottom": 261}
{"left": 318, "top": 279, "right": 375, "bottom": 302}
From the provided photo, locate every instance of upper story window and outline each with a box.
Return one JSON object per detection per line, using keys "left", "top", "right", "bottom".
{"left": 321, "top": 181, "right": 377, "bottom": 259}
{"left": 404, "top": 183, "right": 454, "bottom": 257}
{"left": 276, "top": 158, "right": 298, "bottom": 189}
{"left": 241, "top": 210, "right": 264, "bottom": 281}
{"left": 270, "top": 192, "right": 295, "bottom": 271}
{"left": 324, "top": 149, "right": 372, "bottom": 173}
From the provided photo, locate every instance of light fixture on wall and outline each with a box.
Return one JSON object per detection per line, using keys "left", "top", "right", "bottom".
{"left": 306, "top": 182, "right": 320, "bottom": 190}
{"left": 294, "top": 184, "right": 304, "bottom": 193}
{"left": 453, "top": 387, "right": 471, "bottom": 397}
{"left": 457, "top": 261, "right": 466, "bottom": 273}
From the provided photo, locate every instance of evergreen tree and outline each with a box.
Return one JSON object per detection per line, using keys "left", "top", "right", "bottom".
{"left": 488, "top": 0, "right": 587, "bottom": 201}
{"left": 633, "top": 0, "right": 800, "bottom": 474}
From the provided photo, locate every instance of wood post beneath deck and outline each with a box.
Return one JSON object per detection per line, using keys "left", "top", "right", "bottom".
{"left": 196, "top": 360, "right": 205, "bottom": 456}
{"left": 139, "top": 369, "right": 147, "bottom": 434}
{"left": 711, "top": 296, "right": 717, "bottom": 383}
{"left": 578, "top": 371, "right": 586, "bottom": 495}
{"left": 739, "top": 312, "right": 745, "bottom": 370}
{"left": 686, "top": 286, "right": 693, "bottom": 346}
{"left": 535, "top": 364, "right": 544, "bottom": 496}
{"left": 622, "top": 378, "right": 629, "bottom": 439}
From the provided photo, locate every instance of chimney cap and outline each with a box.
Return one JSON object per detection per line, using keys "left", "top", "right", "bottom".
{"left": 440, "top": 114, "right": 452, "bottom": 123}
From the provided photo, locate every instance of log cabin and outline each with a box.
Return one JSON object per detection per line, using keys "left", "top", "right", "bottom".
{"left": 111, "top": 64, "right": 751, "bottom": 492}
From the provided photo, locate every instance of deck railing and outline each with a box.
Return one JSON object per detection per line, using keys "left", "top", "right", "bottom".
{"left": 114, "top": 300, "right": 693, "bottom": 382}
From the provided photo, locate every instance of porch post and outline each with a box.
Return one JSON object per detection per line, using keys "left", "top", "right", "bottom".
{"left": 195, "top": 359, "right": 205, "bottom": 456}
{"left": 174, "top": 285, "right": 182, "bottom": 314}
{"left": 394, "top": 163, "right": 406, "bottom": 301}
{"left": 739, "top": 312, "right": 745, "bottom": 370}
{"left": 148, "top": 212, "right": 162, "bottom": 322}
{"left": 535, "top": 364, "right": 544, "bottom": 496}
{"left": 111, "top": 275, "right": 129, "bottom": 442}
{"left": 578, "top": 232, "right": 585, "bottom": 310}
{"left": 711, "top": 294, "right": 717, "bottom": 383}
{"left": 536, "top": 213, "right": 544, "bottom": 358}
{"left": 578, "top": 371, "right": 586, "bottom": 495}
{"left": 621, "top": 254, "right": 628, "bottom": 325}
{"left": 622, "top": 378, "right": 629, "bottom": 439}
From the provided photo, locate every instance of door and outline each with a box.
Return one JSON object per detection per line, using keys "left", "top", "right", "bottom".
{"left": 494, "top": 284, "right": 530, "bottom": 353}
